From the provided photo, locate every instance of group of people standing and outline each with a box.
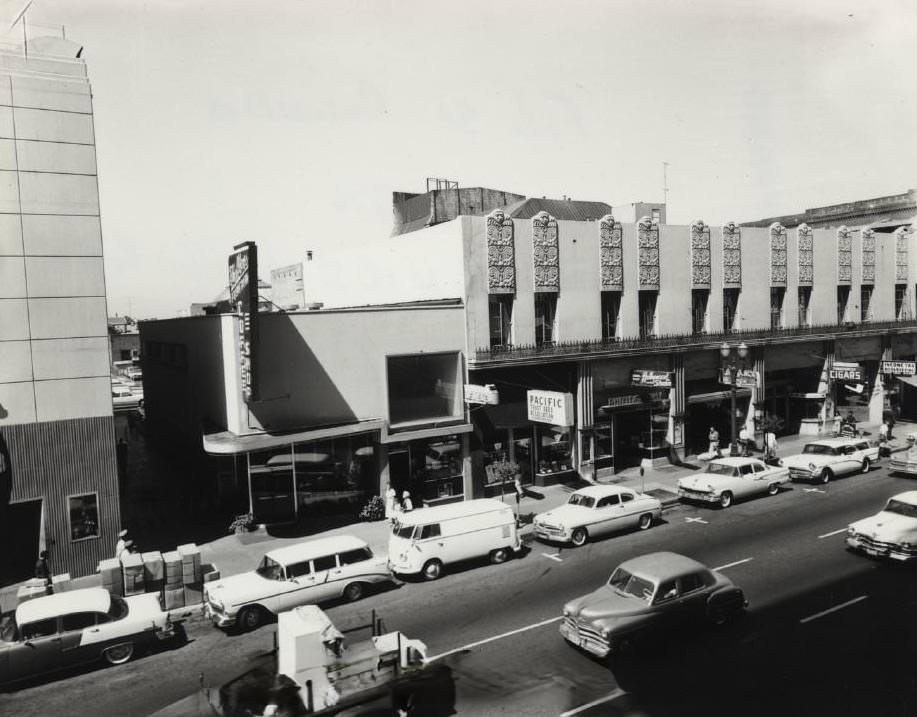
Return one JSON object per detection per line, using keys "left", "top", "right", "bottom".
{"left": 384, "top": 487, "right": 414, "bottom": 519}
{"left": 707, "top": 425, "right": 779, "bottom": 461}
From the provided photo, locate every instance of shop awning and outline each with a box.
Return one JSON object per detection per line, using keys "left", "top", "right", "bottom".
{"left": 687, "top": 388, "right": 752, "bottom": 405}
{"left": 898, "top": 375, "right": 917, "bottom": 389}
{"left": 202, "top": 419, "right": 385, "bottom": 455}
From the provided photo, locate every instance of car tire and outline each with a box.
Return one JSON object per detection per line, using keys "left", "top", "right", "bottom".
{"left": 861, "top": 458, "right": 871, "bottom": 474}
{"left": 819, "top": 468, "right": 832, "bottom": 485}
{"left": 238, "top": 605, "right": 263, "bottom": 631}
{"left": 718, "top": 492, "right": 733, "bottom": 509}
{"left": 103, "top": 642, "right": 134, "bottom": 665}
{"left": 343, "top": 582, "right": 365, "bottom": 603}
{"left": 767, "top": 482, "right": 779, "bottom": 496}
{"left": 638, "top": 513, "right": 653, "bottom": 531}
{"left": 571, "top": 527, "right": 589, "bottom": 547}
{"left": 490, "top": 548, "right": 509, "bottom": 564}
{"left": 421, "top": 559, "right": 443, "bottom": 581}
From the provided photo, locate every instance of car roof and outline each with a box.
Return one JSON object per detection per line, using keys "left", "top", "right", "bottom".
{"left": 16, "top": 587, "right": 111, "bottom": 624}
{"left": 708, "top": 457, "right": 762, "bottom": 467}
{"left": 266, "top": 535, "right": 368, "bottom": 564}
{"left": 805, "top": 437, "right": 865, "bottom": 447}
{"left": 393, "top": 498, "right": 512, "bottom": 526}
{"left": 889, "top": 491, "right": 917, "bottom": 506}
{"left": 572, "top": 485, "right": 635, "bottom": 499}
{"left": 617, "top": 551, "right": 709, "bottom": 581}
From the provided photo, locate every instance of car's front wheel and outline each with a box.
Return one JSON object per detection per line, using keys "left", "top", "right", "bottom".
{"left": 421, "top": 559, "right": 443, "bottom": 581}
{"left": 570, "top": 527, "right": 589, "bottom": 547}
{"left": 767, "top": 482, "right": 780, "bottom": 496}
{"left": 638, "top": 513, "right": 653, "bottom": 531}
{"left": 490, "top": 548, "right": 509, "bottom": 564}
{"left": 861, "top": 458, "right": 871, "bottom": 473}
{"left": 819, "top": 468, "right": 833, "bottom": 484}
{"left": 238, "top": 605, "right": 263, "bottom": 631}
{"left": 342, "top": 582, "right": 365, "bottom": 603}
{"left": 103, "top": 642, "right": 134, "bottom": 665}
{"left": 718, "top": 492, "right": 733, "bottom": 509}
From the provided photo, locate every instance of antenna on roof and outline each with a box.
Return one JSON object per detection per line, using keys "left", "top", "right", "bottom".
{"left": 663, "top": 161, "right": 670, "bottom": 207}
{"left": 9, "top": 1, "right": 33, "bottom": 59}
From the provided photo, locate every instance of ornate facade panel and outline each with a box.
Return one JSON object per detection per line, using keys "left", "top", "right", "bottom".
{"left": 797, "top": 223, "right": 813, "bottom": 285}
{"left": 690, "top": 219, "right": 711, "bottom": 288}
{"left": 532, "top": 211, "right": 559, "bottom": 292}
{"left": 862, "top": 228, "right": 875, "bottom": 284}
{"left": 896, "top": 226, "right": 909, "bottom": 282}
{"left": 486, "top": 209, "right": 516, "bottom": 293}
{"left": 599, "top": 214, "right": 624, "bottom": 291}
{"left": 637, "top": 216, "right": 660, "bottom": 289}
{"left": 837, "top": 225, "right": 852, "bottom": 283}
{"left": 769, "top": 222, "right": 788, "bottom": 285}
{"left": 722, "top": 221, "right": 742, "bottom": 286}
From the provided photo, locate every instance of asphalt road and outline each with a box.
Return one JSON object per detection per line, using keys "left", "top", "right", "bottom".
{"left": 4, "top": 466, "right": 917, "bottom": 716}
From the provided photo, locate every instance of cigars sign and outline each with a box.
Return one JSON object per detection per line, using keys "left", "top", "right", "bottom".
{"left": 527, "top": 390, "right": 574, "bottom": 426}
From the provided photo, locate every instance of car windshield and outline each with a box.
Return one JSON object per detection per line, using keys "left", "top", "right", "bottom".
{"left": 803, "top": 444, "right": 833, "bottom": 455}
{"left": 884, "top": 499, "right": 917, "bottom": 519}
{"left": 0, "top": 614, "right": 16, "bottom": 643}
{"left": 568, "top": 494, "right": 596, "bottom": 508}
{"left": 391, "top": 520, "right": 416, "bottom": 539}
{"left": 256, "top": 556, "right": 284, "bottom": 580}
{"left": 607, "top": 568, "right": 655, "bottom": 602}
{"left": 704, "top": 463, "right": 738, "bottom": 476}
{"left": 107, "top": 595, "right": 128, "bottom": 621}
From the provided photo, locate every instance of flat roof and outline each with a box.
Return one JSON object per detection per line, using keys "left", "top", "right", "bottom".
{"left": 266, "top": 535, "right": 368, "bottom": 564}
{"left": 394, "top": 498, "right": 512, "bottom": 526}
{"left": 17, "top": 587, "right": 110, "bottom": 624}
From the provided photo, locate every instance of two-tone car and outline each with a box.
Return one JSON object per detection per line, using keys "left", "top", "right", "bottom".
{"left": 0, "top": 588, "right": 173, "bottom": 687}
{"left": 888, "top": 445, "right": 917, "bottom": 477}
{"left": 677, "top": 456, "right": 790, "bottom": 508}
{"left": 846, "top": 491, "right": 917, "bottom": 561}
{"left": 783, "top": 437, "right": 879, "bottom": 484}
{"left": 560, "top": 552, "right": 747, "bottom": 659}
{"left": 533, "top": 485, "right": 662, "bottom": 547}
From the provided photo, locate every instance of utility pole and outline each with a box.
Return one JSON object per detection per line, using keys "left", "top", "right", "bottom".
{"left": 9, "top": 2, "right": 33, "bottom": 59}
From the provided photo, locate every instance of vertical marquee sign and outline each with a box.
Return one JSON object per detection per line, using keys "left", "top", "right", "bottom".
{"left": 228, "top": 241, "right": 259, "bottom": 402}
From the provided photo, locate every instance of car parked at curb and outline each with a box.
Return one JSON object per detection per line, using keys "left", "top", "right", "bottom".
{"left": 560, "top": 552, "right": 747, "bottom": 659}
{"left": 533, "top": 485, "right": 662, "bottom": 547}
{"left": 783, "top": 437, "right": 879, "bottom": 484}
{"left": 888, "top": 444, "right": 917, "bottom": 477}
{"left": 678, "top": 456, "right": 789, "bottom": 508}
{"left": 846, "top": 491, "right": 917, "bottom": 561}
{"left": 0, "top": 588, "right": 173, "bottom": 687}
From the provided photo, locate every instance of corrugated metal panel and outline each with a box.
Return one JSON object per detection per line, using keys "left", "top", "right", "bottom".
{"left": 3, "top": 415, "right": 121, "bottom": 578}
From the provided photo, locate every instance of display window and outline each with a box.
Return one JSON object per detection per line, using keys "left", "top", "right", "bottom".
{"left": 536, "top": 425, "right": 572, "bottom": 477}
{"left": 68, "top": 492, "right": 100, "bottom": 542}
{"left": 389, "top": 435, "right": 464, "bottom": 505}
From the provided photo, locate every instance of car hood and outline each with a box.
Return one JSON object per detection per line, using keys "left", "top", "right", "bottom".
{"left": 850, "top": 512, "right": 917, "bottom": 541}
{"left": 678, "top": 474, "right": 729, "bottom": 491}
{"left": 206, "top": 571, "right": 283, "bottom": 606}
{"left": 564, "top": 585, "right": 650, "bottom": 620}
{"left": 535, "top": 504, "right": 593, "bottom": 526}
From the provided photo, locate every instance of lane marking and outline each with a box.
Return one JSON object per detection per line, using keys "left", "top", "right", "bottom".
{"left": 804, "top": 488, "right": 826, "bottom": 494}
{"left": 426, "top": 615, "right": 563, "bottom": 663}
{"left": 713, "top": 557, "right": 754, "bottom": 571}
{"left": 800, "top": 595, "right": 868, "bottom": 624}
{"left": 818, "top": 527, "right": 848, "bottom": 539}
{"left": 560, "top": 688, "right": 628, "bottom": 716}
{"left": 542, "top": 552, "right": 563, "bottom": 562}
{"left": 685, "top": 516, "right": 709, "bottom": 524}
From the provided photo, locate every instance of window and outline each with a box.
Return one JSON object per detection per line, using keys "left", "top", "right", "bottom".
{"left": 338, "top": 547, "right": 373, "bottom": 565}
{"left": 798, "top": 287, "right": 811, "bottom": 327}
{"left": 723, "top": 289, "right": 740, "bottom": 332}
{"left": 655, "top": 581, "right": 678, "bottom": 603}
{"left": 68, "top": 493, "right": 100, "bottom": 542}
{"left": 770, "top": 288, "right": 785, "bottom": 329}
{"left": 313, "top": 555, "right": 337, "bottom": 572}
{"left": 596, "top": 494, "right": 621, "bottom": 508}
{"left": 21, "top": 619, "right": 57, "bottom": 640}
{"left": 488, "top": 295, "right": 513, "bottom": 348}
{"left": 861, "top": 285, "right": 873, "bottom": 322}
{"left": 679, "top": 573, "right": 705, "bottom": 594}
{"left": 691, "top": 290, "right": 709, "bottom": 335}
{"left": 639, "top": 291, "right": 658, "bottom": 339}
{"left": 752, "top": 463, "right": 765, "bottom": 473}
{"left": 419, "top": 524, "right": 441, "bottom": 539}
{"left": 534, "top": 293, "right": 557, "bottom": 346}
{"left": 739, "top": 464, "right": 754, "bottom": 475}
{"left": 601, "top": 291, "right": 621, "bottom": 341}
{"left": 387, "top": 353, "right": 462, "bottom": 425}
{"left": 257, "top": 556, "right": 285, "bottom": 580}
{"left": 62, "top": 612, "right": 96, "bottom": 632}
{"left": 837, "top": 286, "right": 850, "bottom": 324}
{"left": 285, "top": 560, "right": 310, "bottom": 578}
{"left": 895, "top": 285, "right": 908, "bottom": 320}
{"left": 621, "top": 492, "right": 634, "bottom": 503}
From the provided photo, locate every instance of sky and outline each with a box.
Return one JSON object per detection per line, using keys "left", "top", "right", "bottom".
{"left": 3, "top": 0, "right": 916, "bottom": 319}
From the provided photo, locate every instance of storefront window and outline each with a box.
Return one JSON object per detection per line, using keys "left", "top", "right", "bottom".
{"left": 536, "top": 425, "right": 572, "bottom": 475}
{"left": 68, "top": 493, "right": 100, "bottom": 541}
{"left": 389, "top": 435, "right": 464, "bottom": 505}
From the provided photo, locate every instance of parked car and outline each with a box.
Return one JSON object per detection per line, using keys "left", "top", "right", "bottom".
{"left": 677, "top": 456, "right": 790, "bottom": 508}
{"left": 846, "top": 491, "right": 917, "bottom": 561}
{"left": 204, "top": 535, "right": 391, "bottom": 630}
{"left": 888, "top": 445, "right": 917, "bottom": 477}
{"left": 111, "top": 386, "right": 143, "bottom": 409}
{"left": 533, "top": 485, "right": 662, "bottom": 547}
{"left": 560, "top": 552, "right": 747, "bottom": 659}
{"left": 783, "top": 437, "right": 880, "bottom": 483}
{"left": 0, "top": 588, "right": 173, "bottom": 687}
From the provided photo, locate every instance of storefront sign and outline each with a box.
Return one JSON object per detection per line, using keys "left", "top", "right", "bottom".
{"left": 718, "top": 368, "right": 758, "bottom": 388}
{"left": 527, "top": 390, "right": 574, "bottom": 426}
{"left": 881, "top": 360, "right": 917, "bottom": 376}
{"left": 229, "top": 241, "right": 259, "bottom": 402}
{"left": 829, "top": 361, "right": 863, "bottom": 381}
{"left": 464, "top": 383, "right": 500, "bottom": 405}
{"left": 603, "top": 394, "right": 643, "bottom": 409}
{"left": 631, "top": 369, "right": 673, "bottom": 388}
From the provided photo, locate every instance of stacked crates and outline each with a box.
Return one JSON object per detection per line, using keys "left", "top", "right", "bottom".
{"left": 162, "top": 550, "right": 184, "bottom": 610}
{"left": 142, "top": 552, "right": 164, "bottom": 595}
{"left": 178, "top": 543, "right": 202, "bottom": 607}
{"left": 99, "top": 558, "right": 124, "bottom": 596}
{"left": 121, "top": 552, "right": 145, "bottom": 596}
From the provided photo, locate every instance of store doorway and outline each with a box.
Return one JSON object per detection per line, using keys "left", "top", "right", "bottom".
{"left": 614, "top": 409, "right": 650, "bottom": 471}
{"left": 1, "top": 499, "right": 42, "bottom": 586}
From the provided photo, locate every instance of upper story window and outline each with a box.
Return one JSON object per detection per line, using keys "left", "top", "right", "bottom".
{"left": 837, "top": 286, "right": 850, "bottom": 324}
{"left": 692, "top": 290, "right": 709, "bottom": 335}
{"left": 639, "top": 291, "right": 658, "bottom": 339}
{"left": 723, "top": 289, "right": 740, "bottom": 333}
{"left": 798, "top": 287, "right": 811, "bottom": 327}
{"left": 601, "top": 291, "right": 620, "bottom": 341}
{"left": 387, "top": 352, "right": 462, "bottom": 425}
{"left": 895, "top": 285, "right": 909, "bottom": 320}
{"left": 534, "top": 293, "right": 557, "bottom": 346}
{"left": 770, "top": 288, "right": 785, "bottom": 329}
{"left": 488, "top": 295, "right": 513, "bottom": 348}
{"left": 860, "top": 285, "right": 873, "bottom": 322}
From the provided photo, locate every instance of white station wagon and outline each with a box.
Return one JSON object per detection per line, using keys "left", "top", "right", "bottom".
{"left": 205, "top": 535, "right": 392, "bottom": 631}
{"left": 678, "top": 457, "right": 790, "bottom": 508}
{"left": 533, "top": 485, "right": 663, "bottom": 547}
{"left": 783, "top": 437, "right": 879, "bottom": 484}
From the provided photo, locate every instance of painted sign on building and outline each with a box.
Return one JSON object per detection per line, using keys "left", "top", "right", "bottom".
{"left": 527, "top": 390, "right": 574, "bottom": 426}
{"left": 228, "top": 241, "right": 259, "bottom": 402}
{"left": 718, "top": 368, "right": 759, "bottom": 388}
{"left": 631, "top": 369, "right": 674, "bottom": 388}
{"left": 270, "top": 262, "right": 304, "bottom": 311}
{"left": 829, "top": 361, "right": 863, "bottom": 382}
{"left": 881, "top": 360, "right": 917, "bottom": 376}
{"left": 464, "top": 384, "right": 500, "bottom": 405}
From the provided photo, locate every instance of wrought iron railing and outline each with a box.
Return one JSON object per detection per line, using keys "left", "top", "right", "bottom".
{"left": 473, "top": 317, "right": 917, "bottom": 364}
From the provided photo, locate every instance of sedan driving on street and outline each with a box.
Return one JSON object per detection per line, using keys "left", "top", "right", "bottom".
{"left": 677, "top": 456, "right": 790, "bottom": 508}
{"left": 783, "top": 437, "right": 879, "bottom": 483}
{"left": 560, "top": 552, "right": 747, "bottom": 659}
{"left": 846, "top": 491, "right": 917, "bottom": 561}
{"left": 533, "top": 485, "right": 662, "bottom": 547}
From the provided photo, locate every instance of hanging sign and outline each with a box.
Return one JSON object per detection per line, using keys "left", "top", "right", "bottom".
{"left": 228, "top": 241, "right": 259, "bottom": 402}
{"left": 464, "top": 384, "right": 500, "bottom": 405}
{"left": 881, "top": 360, "right": 917, "bottom": 376}
{"left": 630, "top": 369, "right": 673, "bottom": 388}
{"left": 829, "top": 361, "right": 863, "bottom": 381}
{"left": 527, "top": 390, "right": 574, "bottom": 426}
{"left": 718, "top": 368, "right": 758, "bottom": 388}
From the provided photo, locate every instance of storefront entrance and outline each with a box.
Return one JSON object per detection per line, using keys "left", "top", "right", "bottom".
{"left": 387, "top": 435, "right": 464, "bottom": 506}
{"left": 686, "top": 389, "right": 751, "bottom": 456}
{"left": 1, "top": 499, "right": 42, "bottom": 585}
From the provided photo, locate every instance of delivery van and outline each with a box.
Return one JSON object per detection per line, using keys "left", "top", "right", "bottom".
{"left": 387, "top": 499, "right": 521, "bottom": 580}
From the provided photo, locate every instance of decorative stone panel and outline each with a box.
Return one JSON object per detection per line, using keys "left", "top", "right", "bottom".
{"left": 599, "top": 214, "right": 623, "bottom": 291}
{"left": 722, "top": 221, "right": 742, "bottom": 286}
{"left": 837, "top": 225, "right": 852, "bottom": 283}
{"left": 637, "top": 216, "right": 660, "bottom": 289}
{"left": 895, "top": 226, "right": 909, "bottom": 282}
{"left": 486, "top": 209, "right": 515, "bottom": 293}
{"left": 690, "top": 219, "right": 711, "bottom": 288}
{"left": 769, "top": 222, "right": 787, "bottom": 286}
{"left": 532, "top": 211, "right": 559, "bottom": 292}
{"left": 797, "top": 223, "right": 813, "bottom": 285}
{"left": 862, "top": 228, "right": 875, "bottom": 284}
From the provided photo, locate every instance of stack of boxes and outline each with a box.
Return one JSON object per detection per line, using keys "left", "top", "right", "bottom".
{"left": 142, "top": 552, "right": 164, "bottom": 595}
{"left": 121, "top": 552, "right": 145, "bottom": 596}
{"left": 178, "top": 543, "right": 202, "bottom": 607}
{"left": 162, "top": 551, "right": 184, "bottom": 610}
{"left": 99, "top": 558, "right": 124, "bottom": 596}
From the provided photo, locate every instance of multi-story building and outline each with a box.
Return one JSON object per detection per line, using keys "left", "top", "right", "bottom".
{"left": 0, "top": 29, "right": 120, "bottom": 583}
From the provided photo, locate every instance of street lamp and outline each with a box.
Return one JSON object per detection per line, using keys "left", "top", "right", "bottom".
{"left": 720, "top": 341, "right": 749, "bottom": 456}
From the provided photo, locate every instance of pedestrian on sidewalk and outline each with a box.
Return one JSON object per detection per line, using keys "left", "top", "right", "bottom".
{"left": 34, "top": 550, "right": 53, "bottom": 593}
{"left": 115, "top": 528, "right": 129, "bottom": 558}
{"left": 738, "top": 425, "right": 751, "bottom": 456}
{"left": 401, "top": 491, "right": 413, "bottom": 512}
{"left": 708, "top": 427, "right": 722, "bottom": 458}
{"left": 384, "top": 486, "right": 397, "bottom": 521}
{"left": 764, "top": 430, "right": 779, "bottom": 463}
{"left": 879, "top": 421, "right": 889, "bottom": 442}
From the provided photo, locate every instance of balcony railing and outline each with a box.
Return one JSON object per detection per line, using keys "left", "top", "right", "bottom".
{"left": 473, "top": 316, "right": 917, "bottom": 364}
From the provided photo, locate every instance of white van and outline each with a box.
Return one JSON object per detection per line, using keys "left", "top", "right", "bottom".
{"left": 388, "top": 499, "right": 521, "bottom": 580}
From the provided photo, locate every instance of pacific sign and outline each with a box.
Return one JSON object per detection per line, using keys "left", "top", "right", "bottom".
{"left": 527, "top": 390, "right": 574, "bottom": 426}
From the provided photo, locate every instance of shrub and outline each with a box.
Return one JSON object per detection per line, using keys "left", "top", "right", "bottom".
{"left": 359, "top": 495, "right": 386, "bottom": 522}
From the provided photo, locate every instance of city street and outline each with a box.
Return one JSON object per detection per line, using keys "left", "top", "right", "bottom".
{"left": 4, "top": 466, "right": 917, "bottom": 716}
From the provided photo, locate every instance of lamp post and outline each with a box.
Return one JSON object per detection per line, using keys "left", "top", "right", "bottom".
{"left": 720, "top": 342, "right": 749, "bottom": 456}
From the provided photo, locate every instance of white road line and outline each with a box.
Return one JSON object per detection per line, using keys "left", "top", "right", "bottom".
{"left": 560, "top": 688, "right": 628, "bottom": 716}
{"left": 542, "top": 552, "right": 563, "bottom": 562}
{"left": 426, "top": 616, "right": 564, "bottom": 663}
{"left": 800, "top": 595, "right": 868, "bottom": 624}
{"left": 818, "top": 527, "right": 848, "bottom": 539}
{"left": 685, "top": 516, "right": 709, "bottom": 524}
{"left": 804, "top": 488, "right": 826, "bottom": 494}
{"left": 713, "top": 557, "right": 754, "bottom": 571}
